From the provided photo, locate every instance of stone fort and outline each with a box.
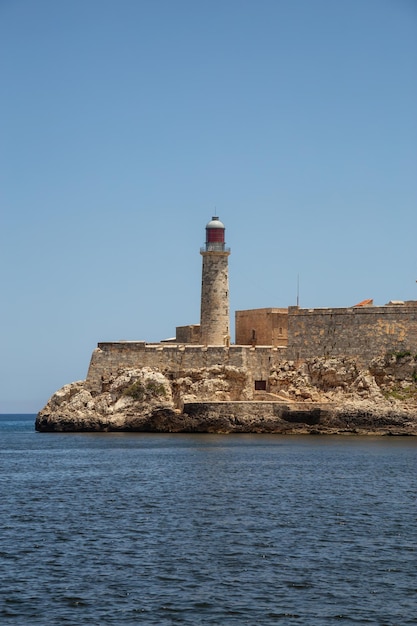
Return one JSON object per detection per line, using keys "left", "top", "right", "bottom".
{"left": 86, "top": 217, "right": 417, "bottom": 394}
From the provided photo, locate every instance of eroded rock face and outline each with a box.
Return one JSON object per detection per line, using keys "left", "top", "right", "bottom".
{"left": 36, "top": 358, "right": 417, "bottom": 433}
{"left": 269, "top": 357, "right": 360, "bottom": 398}
{"left": 268, "top": 356, "right": 417, "bottom": 403}
{"left": 172, "top": 365, "right": 250, "bottom": 406}
{"left": 36, "top": 368, "right": 179, "bottom": 432}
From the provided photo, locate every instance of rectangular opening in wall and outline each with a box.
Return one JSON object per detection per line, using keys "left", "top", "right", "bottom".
{"left": 254, "top": 380, "right": 267, "bottom": 391}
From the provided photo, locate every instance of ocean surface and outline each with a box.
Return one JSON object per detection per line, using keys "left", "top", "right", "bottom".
{"left": 0, "top": 415, "right": 415, "bottom": 625}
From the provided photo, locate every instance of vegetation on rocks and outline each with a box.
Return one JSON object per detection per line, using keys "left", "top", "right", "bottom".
{"left": 123, "top": 380, "right": 166, "bottom": 401}
{"left": 36, "top": 356, "right": 417, "bottom": 434}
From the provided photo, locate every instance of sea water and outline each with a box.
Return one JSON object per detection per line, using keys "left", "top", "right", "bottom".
{"left": 0, "top": 415, "right": 415, "bottom": 625}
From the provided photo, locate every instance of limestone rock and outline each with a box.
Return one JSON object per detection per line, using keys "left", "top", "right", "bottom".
{"left": 36, "top": 358, "right": 417, "bottom": 434}
{"left": 36, "top": 368, "right": 177, "bottom": 432}
{"left": 172, "top": 366, "right": 249, "bottom": 405}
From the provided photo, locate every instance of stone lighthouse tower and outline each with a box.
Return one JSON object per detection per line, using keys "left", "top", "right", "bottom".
{"left": 200, "top": 216, "right": 231, "bottom": 345}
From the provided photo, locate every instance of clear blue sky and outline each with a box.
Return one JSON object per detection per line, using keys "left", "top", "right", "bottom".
{"left": 1, "top": 0, "right": 416, "bottom": 412}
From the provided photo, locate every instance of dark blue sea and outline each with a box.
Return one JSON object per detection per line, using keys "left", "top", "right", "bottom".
{"left": 0, "top": 415, "right": 415, "bottom": 625}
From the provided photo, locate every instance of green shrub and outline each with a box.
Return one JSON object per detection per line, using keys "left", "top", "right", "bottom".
{"left": 145, "top": 381, "right": 166, "bottom": 397}
{"left": 384, "top": 385, "right": 417, "bottom": 401}
{"left": 123, "top": 381, "right": 146, "bottom": 401}
{"left": 394, "top": 350, "right": 412, "bottom": 360}
{"left": 123, "top": 380, "right": 166, "bottom": 401}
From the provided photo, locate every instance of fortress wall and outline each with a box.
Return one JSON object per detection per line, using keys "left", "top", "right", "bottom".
{"left": 85, "top": 342, "right": 288, "bottom": 394}
{"left": 175, "top": 324, "right": 200, "bottom": 344}
{"left": 84, "top": 304, "right": 417, "bottom": 394}
{"left": 287, "top": 305, "right": 417, "bottom": 365}
{"left": 235, "top": 308, "right": 288, "bottom": 346}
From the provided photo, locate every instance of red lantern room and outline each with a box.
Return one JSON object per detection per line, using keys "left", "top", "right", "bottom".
{"left": 205, "top": 216, "right": 225, "bottom": 251}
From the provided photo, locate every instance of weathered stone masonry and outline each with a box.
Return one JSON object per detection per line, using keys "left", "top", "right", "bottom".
{"left": 85, "top": 342, "right": 287, "bottom": 394}
{"left": 84, "top": 304, "right": 417, "bottom": 395}
{"left": 199, "top": 216, "right": 230, "bottom": 345}
{"left": 287, "top": 304, "right": 417, "bottom": 366}
{"left": 200, "top": 251, "right": 230, "bottom": 345}
{"left": 83, "top": 216, "right": 417, "bottom": 396}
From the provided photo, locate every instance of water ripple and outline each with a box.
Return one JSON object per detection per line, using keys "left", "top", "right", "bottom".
{"left": 0, "top": 419, "right": 416, "bottom": 624}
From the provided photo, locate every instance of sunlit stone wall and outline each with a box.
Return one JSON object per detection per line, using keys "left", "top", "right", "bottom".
{"left": 287, "top": 304, "right": 417, "bottom": 365}
{"left": 85, "top": 342, "right": 287, "bottom": 394}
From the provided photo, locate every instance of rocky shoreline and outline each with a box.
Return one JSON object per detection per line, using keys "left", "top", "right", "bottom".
{"left": 36, "top": 354, "right": 417, "bottom": 435}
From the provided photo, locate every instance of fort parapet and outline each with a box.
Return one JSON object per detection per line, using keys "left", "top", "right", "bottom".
{"left": 86, "top": 342, "right": 287, "bottom": 394}
{"left": 85, "top": 303, "right": 417, "bottom": 394}
{"left": 287, "top": 303, "right": 417, "bottom": 365}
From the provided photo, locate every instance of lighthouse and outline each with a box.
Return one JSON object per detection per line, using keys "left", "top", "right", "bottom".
{"left": 200, "top": 216, "right": 231, "bottom": 345}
